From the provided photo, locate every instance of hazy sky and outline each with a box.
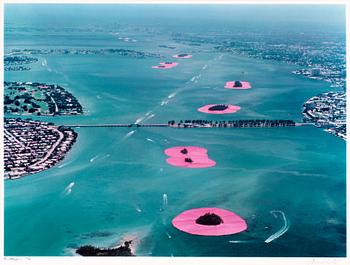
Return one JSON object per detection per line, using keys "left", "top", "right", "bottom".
{"left": 5, "top": 4, "right": 346, "bottom": 31}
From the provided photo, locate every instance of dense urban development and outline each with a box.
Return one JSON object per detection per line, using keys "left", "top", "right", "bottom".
{"left": 303, "top": 92, "right": 346, "bottom": 140}
{"left": 4, "top": 55, "right": 38, "bottom": 71}
{"left": 173, "top": 31, "right": 346, "bottom": 89}
{"left": 172, "top": 30, "right": 346, "bottom": 139}
{"left": 4, "top": 118, "right": 77, "bottom": 179}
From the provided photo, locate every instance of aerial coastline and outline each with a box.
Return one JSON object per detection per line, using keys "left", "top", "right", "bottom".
{"left": 4, "top": 118, "right": 78, "bottom": 179}
{"left": 3, "top": 4, "right": 346, "bottom": 258}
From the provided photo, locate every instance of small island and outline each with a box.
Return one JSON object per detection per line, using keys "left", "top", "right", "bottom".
{"left": 208, "top": 104, "right": 229, "bottom": 111}
{"left": 76, "top": 241, "right": 134, "bottom": 256}
{"left": 4, "top": 55, "right": 38, "bottom": 71}
{"left": 7, "top": 48, "right": 161, "bottom": 59}
{"left": 196, "top": 213, "right": 224, "bottom": 226}
{"left": 4, "top": 81, "right": 83, "bottom": 116}
{"left": 4, "top": 118, "right": 78, "bottom": 179}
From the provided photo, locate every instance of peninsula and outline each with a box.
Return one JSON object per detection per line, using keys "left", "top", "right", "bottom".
{"left": 302, "top": 91, "right": 346, "bottom": 140}
{"left": 4, "top": 118, "right": 77, "bottom": 179}
{"left": 4, "top": 81, "right": 83, "bottom": 116}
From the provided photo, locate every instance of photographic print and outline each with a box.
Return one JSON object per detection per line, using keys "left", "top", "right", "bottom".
{"left": 3, "top": 1, "right": 347, "bottom": 260}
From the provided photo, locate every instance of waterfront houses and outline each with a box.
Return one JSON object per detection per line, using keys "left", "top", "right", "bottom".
{"left": 4, "top": 55, "right": 38, "bottom": 71}
{"left": 302, "top": 92, "right": 346, "bottom": 140}
{"left": 4, "top": 118, "right": 78, "bottom": 179}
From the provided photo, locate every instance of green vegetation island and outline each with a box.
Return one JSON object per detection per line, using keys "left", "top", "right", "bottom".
{"left": 4, "top": 81, "right": 83, "bottom": 116}
{"left": 76, "top": 241, "right": 134, "bottom": 256}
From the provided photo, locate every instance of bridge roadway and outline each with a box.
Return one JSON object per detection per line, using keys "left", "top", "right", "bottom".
{"left": 63, "top": 123, "right": 169, "bottom": 128}
{"left": 62, "top": 122, "right": 312, "bottom": 128}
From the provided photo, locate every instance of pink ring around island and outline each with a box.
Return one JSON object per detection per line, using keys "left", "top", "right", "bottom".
{"left": 198, "top": 104, "right": 241, "bottom": 114}
{"left": 172, "top": 207, "right": 248, "bottom": 236}
{"left": 172, "top": 54, "right": 192, "bottom": 59}
{"left": 166, "top": 156, "right": 216, "bottom": 168}
{"left": 225, "top": 81, "right": 251, "bottom": 89}
{"left": 152, "top": 62, "right": 179, "bottom": 69}
{"left": 164, "top": 146, "right": 208, "bottom": 157}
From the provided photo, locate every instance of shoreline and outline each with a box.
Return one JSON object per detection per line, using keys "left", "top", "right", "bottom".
{"left": 4, "top": 118, "right": 78, "bottom": 180}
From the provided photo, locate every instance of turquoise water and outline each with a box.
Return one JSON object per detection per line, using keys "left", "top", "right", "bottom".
{"left": 4, "top": 5, "right": 346, "bottom": 257}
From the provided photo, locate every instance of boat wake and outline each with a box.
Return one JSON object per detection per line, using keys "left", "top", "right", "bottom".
{"left": 58, "top": 161, "right": 72, "bottom": 168}
{"left": 265, "top": 210, "right": 289, "bottom": 243}
{"left": 135, "top": 117, "right": 144, "bottom": 124}
{"left": 165, "top": 231, "right": 172, "bottom": 239}
{"left": 143, "top": 113, "right": 155, "bottom": 122}
{"left": 162, "top": 193, "right": 168, "bottom": 210}
{"left": 228, "top": 240, "right": 258, "bottom": 244}
{"left": 135, "top": 112, "right": 154, "bottom": 124}
{"left": 168, "top": 92, "right": 177, "bottom": 99}
{"left": 146, "top": 138, "right": 155, "bottom": 143}
{"left": 102, "top": 154, "right": 110, "bottom": 160}
{"left": 64, "top": 182, "right": 75, "bottom": 196}
{"left": 189, "top": 73, "right": 201, "bottom": 84}
{"left": 90, "top": 155, "right": 99, "bottom": 163}
{"left": 123, "top": 130, "right": 136, "bottom": 140}
{"left": 160, "top": 99, "right": 169, "bottom": 106}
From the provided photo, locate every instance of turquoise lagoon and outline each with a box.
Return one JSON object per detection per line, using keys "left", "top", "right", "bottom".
{"left": 4, "top": 5, "right": 346, "bottom": 257}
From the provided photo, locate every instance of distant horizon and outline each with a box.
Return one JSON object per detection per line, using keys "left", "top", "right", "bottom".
{"left": 4, "top": 4, "right": 346, "bottom": 31}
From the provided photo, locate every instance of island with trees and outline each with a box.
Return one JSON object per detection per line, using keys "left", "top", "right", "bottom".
{"left": 76, "top": 241, "right": 134, "bottom": 256}
{"left": 4, "top": 81, "right": 83, "bottom": 116}
{"left": 4, "top": 55, "right": 38, "bottom": 71}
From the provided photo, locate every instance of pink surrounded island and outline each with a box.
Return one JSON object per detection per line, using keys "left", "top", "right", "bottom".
{"left": 165, "top": 146, "right": 216, "bottom": 168}
{"left": 152, "top": 62, "right": 179, "bottom": 69}
{"left": 172, "top": 207, "right": 247, "bottom": 236}
{"left": 225, "top": 81, "right": 251, "bottom": 90}
{"left": 166, "top": 156, "right": 216, "bottom": 168}
{"left": 164, "top": 146, "right": 208, "bottom": 157}
{"left": 198, "top": 104, "right": 241, "bottom": 114}
{"left": 172, "top": 53, "right": 192, "bottom": 59}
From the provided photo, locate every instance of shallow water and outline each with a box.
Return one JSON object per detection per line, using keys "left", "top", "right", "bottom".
{"left": 4, "top": 4, "right": 346, "bottom": 257}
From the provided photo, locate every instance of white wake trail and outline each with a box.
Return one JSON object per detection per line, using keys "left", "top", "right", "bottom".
{"left": 228, "top": 240, "right": 256, "bottom": 244}
{"left": 143, "top": 113, "right": 155, "bottom": 122}
{"left": 160, "top": 100, "right": 169, "bottom": 106}
{"left": 168, "top": 92, "right": 177, "bottom": 99}
{"left": 64, "top": 182, "right": 75, "bottom": 196}
{"left": 265, "top": 210, "right": 289, "bottom": 243}
{"left": 90, "top": 155, "right": 99, "bottom": 163}
{"left": 58, "top": 161, "right": 72, "bottom": 168}
{"left": 123, "top": 130, "right": 136, "bottom": 140}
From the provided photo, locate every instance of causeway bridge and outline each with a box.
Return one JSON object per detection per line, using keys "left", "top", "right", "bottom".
{"left": 64, "top": 123, "right": 169, "bottom": 128}
{"left": 63, "top": 120, "right": 313, "bottom": 128}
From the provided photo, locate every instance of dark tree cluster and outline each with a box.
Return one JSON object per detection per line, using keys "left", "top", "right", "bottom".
{"left": 195, "top": 213, "right": 224, "bottom": 226}
{"left": 76, "top": 241, "right": 133, "bottom": 256}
